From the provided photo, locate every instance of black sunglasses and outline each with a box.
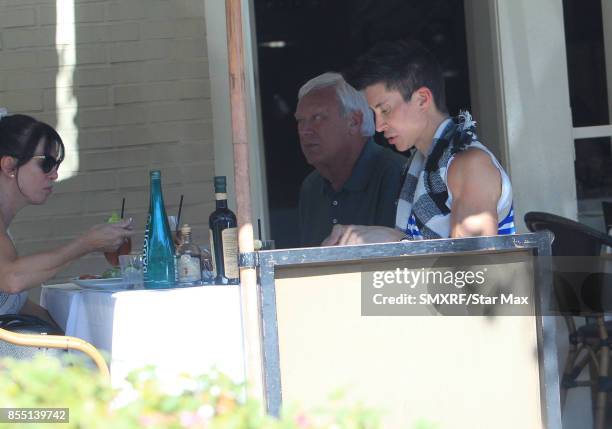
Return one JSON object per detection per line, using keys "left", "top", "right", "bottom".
{"left": 31, "top": 155, "right": 62, "bottom": 174}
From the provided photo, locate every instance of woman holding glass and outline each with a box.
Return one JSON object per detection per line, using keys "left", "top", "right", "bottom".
{"left": 0, "top": 114, "right": 133, "bottom": 324}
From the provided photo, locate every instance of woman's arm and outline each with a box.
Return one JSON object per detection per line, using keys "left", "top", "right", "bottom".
{"left": 0, "top": 218, "right": 133, "bottom": 294}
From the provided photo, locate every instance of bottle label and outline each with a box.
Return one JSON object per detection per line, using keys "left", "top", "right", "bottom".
{"left": 215, "top": 193, "right": 227, "bottom": 200}
{"left": 209, "top": 229, "right": 217, "bottom": 277}
{"left": 222, "top": 227, "right": 239, "bottom": 279}
{"left": 142, "top": 214, "right": 151, "bottom": 274}
{"left": 178, "top": 255, "right": 202, "bottom": 282}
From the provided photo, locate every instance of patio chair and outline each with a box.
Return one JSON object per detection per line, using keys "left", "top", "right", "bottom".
{"left": 602, "top": 201, "right": 612, "bottom": 232}
{"left": 525, "top": 211, "right": 612, "bottom": 429}
{"left": 0, "top": 327, "right": 110, "bottom": 380}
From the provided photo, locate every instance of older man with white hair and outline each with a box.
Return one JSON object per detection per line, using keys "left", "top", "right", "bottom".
{"left": 295, "top": 72, "right": 407, "bottom": 247}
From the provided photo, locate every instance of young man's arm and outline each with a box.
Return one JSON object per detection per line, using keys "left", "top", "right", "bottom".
{"left": 321, "top": 224, "right": 404, "bottom": 246}
{"left": 322, "top": 148, "right": 503, "bottom": 246}
{"left": 447, "top": 148, "right": 502, "bottom": 238}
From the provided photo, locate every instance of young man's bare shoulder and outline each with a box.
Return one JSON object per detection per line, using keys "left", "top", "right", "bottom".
{"left": 447, "top": 148, "right": 501, "bottom": 202}
{"left": 448, "top": 148, "right": 498, "bottom": 180}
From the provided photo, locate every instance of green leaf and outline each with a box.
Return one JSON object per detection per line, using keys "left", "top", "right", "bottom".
{"left": 107, "top": 212, "right": 121, "bottom": 223}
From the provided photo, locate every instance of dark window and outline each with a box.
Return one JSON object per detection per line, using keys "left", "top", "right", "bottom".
{"left": 563, "top": 0, "right": 612, "bottom": 204}
{"left": 254, "top": 0, "right": 471, "bottom": 248}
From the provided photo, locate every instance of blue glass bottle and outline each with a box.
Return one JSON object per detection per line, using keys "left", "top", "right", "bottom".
{"left": 143, "top": 170, "right": 176, "bottom": 289}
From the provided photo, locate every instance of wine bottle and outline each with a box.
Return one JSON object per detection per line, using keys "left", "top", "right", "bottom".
{"left": 209, "top": 176, "right": 239, "bottom": 285}
{"left": 177, "top": 224, "right": 203, "bottom": 285}
{"left": 142, "top": 170, "right": 176, "bottom": 289}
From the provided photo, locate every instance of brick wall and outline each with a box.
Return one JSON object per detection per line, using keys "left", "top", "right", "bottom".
{"left": 0, "top": 0, "right": 216, "bottom": 287}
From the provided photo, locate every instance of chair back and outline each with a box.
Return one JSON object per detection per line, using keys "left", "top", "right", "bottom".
{"left": 524, "top": 211, "right": 612, "bottom": 257}
{"left": 524, "top": 211, "right": 612, "bottom": 315}
{"left": 0, "top": 314, "right": 64, "bottom": 360}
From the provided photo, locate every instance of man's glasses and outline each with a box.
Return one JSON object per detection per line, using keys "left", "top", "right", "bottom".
{"left": 31, "top": 155, "right": 62, "bottom": 174}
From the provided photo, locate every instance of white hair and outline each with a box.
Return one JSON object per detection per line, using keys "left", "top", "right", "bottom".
{"left": 298, "top": 72, "right": 375, "bottom": 137}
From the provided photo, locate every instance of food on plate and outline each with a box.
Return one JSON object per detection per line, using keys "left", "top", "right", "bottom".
{"left": 78, "top": 267, "right": 120, "bottom": 280}
{"left": 78, "top": 274, "right": 101, "bottom": 280}
{"left": 102, "top": 267, "right": 121, "bottom": 278}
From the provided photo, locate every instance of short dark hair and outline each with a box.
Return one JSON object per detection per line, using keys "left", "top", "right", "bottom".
{"left": 0, "top": 114, "right": 65, "bottom": 168}
{"left": 345, "top": 39, "right": 448, "bottom": 114}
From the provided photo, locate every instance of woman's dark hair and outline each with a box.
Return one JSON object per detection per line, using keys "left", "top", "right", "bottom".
{"left": 344, "top": 39, "right": 448, "bottom": 114}
{"left": 0, "top": 114, "right": 65, "bottom": 169}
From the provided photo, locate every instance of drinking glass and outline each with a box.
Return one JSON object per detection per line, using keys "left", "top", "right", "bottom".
{"left": 119, "top": 253, "right": 144, "bottom": 289}
{"left": 260, "top": 240, "right": 275, "bottom": 250}
{"left": 199, "top": 246, "right": 214, "bottom": 284}
{"left": 168, "top": 215, "right": 182, "bottom": 245}
{"left": 105, "top": 237, "right": 132, "bottom": 267}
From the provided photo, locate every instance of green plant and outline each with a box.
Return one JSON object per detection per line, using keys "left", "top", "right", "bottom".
{"left": 0, "top": 356, "right": 438, "bottom": 428}
{"left": 0, "top": 356, "right": 384, "bottom": 429}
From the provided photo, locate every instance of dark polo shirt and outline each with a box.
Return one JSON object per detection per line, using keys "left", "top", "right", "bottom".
{"left": 298, "top": 139, "right": 407, "bottom": 247}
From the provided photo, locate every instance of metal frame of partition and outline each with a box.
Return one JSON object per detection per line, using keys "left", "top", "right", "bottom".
{"left": 248, "top": 232, "right": 560, "bottom": 428}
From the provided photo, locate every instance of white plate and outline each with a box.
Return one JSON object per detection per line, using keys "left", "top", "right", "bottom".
{"left": 72, "top": 277, "right": 128, "bottom": 290}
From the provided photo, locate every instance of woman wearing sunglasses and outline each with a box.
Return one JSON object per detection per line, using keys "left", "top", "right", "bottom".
{"left": 0, "top": 114, "right": 133, "bottom": 324}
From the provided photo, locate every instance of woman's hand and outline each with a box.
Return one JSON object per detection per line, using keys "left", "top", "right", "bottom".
{"left": 80, "top": 218, "right": 134, "bottom": 253}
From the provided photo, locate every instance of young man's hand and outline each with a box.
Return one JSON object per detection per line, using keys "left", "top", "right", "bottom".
{"left": 321, "top": 224, "right": 405, "bottom": 246}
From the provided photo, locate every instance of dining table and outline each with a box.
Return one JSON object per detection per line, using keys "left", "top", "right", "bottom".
{"left": 40, "top": 282, "right": 246, "bottom": 387}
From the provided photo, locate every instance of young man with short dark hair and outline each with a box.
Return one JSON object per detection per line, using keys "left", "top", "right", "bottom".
{"left": 322, "top": 40, "right": 515, "bottom": 246}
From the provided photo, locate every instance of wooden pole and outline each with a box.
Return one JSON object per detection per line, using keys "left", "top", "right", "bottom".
{"left": 225, "top": 0, "right": 265, "bottom": 404}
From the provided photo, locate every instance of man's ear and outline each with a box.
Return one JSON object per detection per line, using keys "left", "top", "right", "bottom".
{"left": 348, "top": 110, "right": 363, "bottom": 134}
{"left": 0, "top": 156, "right": 18, "bottom": 178}
{"left": 413, "top": 87, "right": 434, "bottom": 111}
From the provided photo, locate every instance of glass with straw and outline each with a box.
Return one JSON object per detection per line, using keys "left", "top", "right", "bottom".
{"left": 171, "top": 195, "right": 184, "bottom": 246}
{"left": 254, "top": 218, "right": 275, "bottom": 250}
{"left": 103, "top": 197, "right": 132, "bottom": 270}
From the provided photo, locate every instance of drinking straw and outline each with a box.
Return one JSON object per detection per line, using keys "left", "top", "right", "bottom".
{"left": 176, "top": 195, "right": 184, "bottom": 232}
{"left": 120, "top": 197, "right": 125, "bottom": 219}
{"left": 257, "top": 218, "right": 262, "bottom": 240}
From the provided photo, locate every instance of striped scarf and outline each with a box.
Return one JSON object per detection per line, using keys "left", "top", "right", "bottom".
{"left": 396, "top": 112, "right": 515, "bottom": 240}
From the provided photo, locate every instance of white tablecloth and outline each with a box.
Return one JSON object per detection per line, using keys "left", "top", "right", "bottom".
{"left": 40, "top": 284, "right": 246, "bottom": 386}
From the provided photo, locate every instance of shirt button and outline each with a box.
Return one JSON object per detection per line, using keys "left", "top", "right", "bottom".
{"left": 332, "top": 200, "right": 338, "bottom": 206}
{"left": 332, "top": 218, "right": 338, "bottom": 224}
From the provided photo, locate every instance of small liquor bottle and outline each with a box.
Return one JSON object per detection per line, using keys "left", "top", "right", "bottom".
{"left": 177, "top": 224, "right": 203, "bottom": 285}
{"left": 209, "top": 176, "right": 239, "bottom": 285}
